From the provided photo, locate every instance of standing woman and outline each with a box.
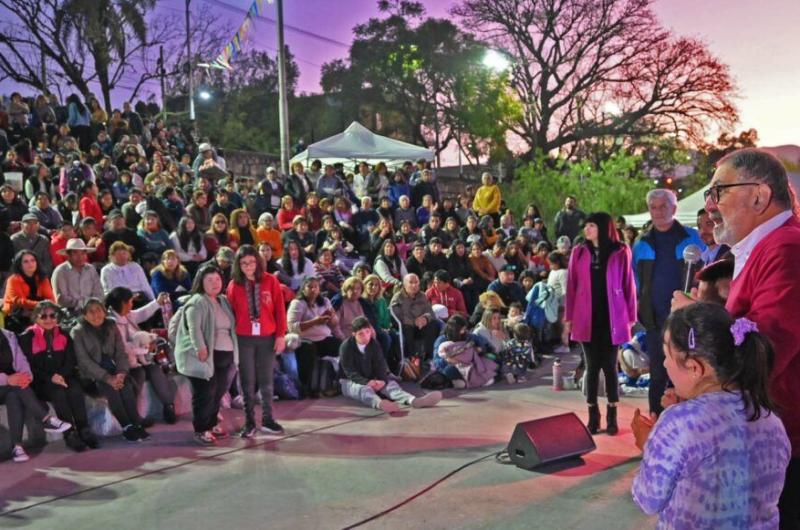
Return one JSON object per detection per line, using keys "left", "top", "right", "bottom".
{"left": 565, "top": 212, "right": 636, "bottom": 435}
{"left": 19, "top": 301, "right": 98, "bottom": 451}
{"left": 472, "top": 172, "right": 502, "bottom": 227}
{"left": 72, "top": 298, "right": 151, "bottom": 442}
{"left": 173, "top": 265, "right": 239, "bottom": 445}
{"left": 65, "top": 94, "right": 91, "bottom": 151}
{"left": 226, "top": 245, "right": 287, "bottom": 438}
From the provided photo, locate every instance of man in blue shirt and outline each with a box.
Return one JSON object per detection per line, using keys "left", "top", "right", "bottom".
{"left": 632, "top": 189, "right": 705, "bottom": 415}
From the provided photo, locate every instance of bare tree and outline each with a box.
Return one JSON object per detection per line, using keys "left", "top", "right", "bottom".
{"left": 0, "top": 0, "right": 229, "bottom": 111}
{"left": 452, "top": 0, "right": 738, "bottom": 157}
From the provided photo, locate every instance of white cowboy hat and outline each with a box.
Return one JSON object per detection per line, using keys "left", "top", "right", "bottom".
{"left": 57, "top": 238, "right": 98, "bottom": 255}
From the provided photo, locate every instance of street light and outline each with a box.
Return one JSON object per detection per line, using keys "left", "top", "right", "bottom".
{"left": 482, "top": 49, "right": 511, "bottom": 73}
{"left": 198, "top": 89, "right": 212, "bottom": 101}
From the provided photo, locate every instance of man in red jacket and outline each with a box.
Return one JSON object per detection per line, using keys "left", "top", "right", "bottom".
{"left": 425, "top": 270, "right": 467, "bottom": 318}
{"left": 706, "top": 148, "right": 800, "bottom": 529}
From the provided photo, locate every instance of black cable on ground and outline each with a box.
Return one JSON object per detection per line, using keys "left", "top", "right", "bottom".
{"left": 342, "top": 449, "right": 504, "bottom": 530}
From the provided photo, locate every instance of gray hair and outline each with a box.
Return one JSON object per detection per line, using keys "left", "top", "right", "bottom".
{"left": 646, "top": 188, "right": 678, "bottom": 208}
{"left": 258, "top": 212, "right": 273, "bottom": 226}
{"left": 718, "top": 148, "right": 793, "bottom": 209}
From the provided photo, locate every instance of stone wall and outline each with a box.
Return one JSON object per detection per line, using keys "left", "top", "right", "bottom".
{"left": 221, "top": 149, "right": 280, "bottom": 178}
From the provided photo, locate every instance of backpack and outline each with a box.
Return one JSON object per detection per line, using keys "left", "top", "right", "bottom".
{"left": 274, "top": 368, "right": 300, "bottom": 400}
{"left": 67, "top": 164, "right": 85, "bottom": 193}
{"left": 167, "top": 303, "right": 188, "bottom": 346}
{"left": 532, "top": 281, "right": 559, "bottom": 324}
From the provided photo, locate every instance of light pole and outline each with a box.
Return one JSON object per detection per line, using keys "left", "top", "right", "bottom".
{"left": 276, "top": 0, "right": 291, "bottom": 177}
{"left": 185, "top": 0, "right": 196, "bottom": 137}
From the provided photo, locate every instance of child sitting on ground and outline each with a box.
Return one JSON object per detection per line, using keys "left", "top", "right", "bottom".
{"left": 631, "top": 303, "right": 790, "bottom": 528}
{"left": 338, "top": 317, "right": 441, "bottom": 413}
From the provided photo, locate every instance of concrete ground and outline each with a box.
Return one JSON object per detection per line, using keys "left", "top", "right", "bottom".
{"left": 0, "top": 356, "right": 655, "bottom": 530}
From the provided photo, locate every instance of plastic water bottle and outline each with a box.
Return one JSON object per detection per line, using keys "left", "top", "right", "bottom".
{"left": 552, "top": 358, "right": 563, "bottom": 391}
{"left": 161, "top": 299, "right": 173, "bottom": 327}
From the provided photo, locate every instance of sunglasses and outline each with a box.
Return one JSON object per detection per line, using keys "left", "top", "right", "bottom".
{"left": 39, "top": 313, "right": 58, "bottom": 320}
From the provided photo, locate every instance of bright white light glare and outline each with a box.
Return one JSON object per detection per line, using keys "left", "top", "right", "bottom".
{"left": 603, "top": 101, "right": 621, "bottom": 116}
{"left": 482, "top": 49, "right": 511, "bottom": 72}
{"left": 198, "top": 90, "right": 212, "bottom": 101}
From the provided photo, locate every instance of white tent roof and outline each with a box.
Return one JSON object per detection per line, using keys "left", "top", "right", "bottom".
{"left": 290, "top": 122, "right": 434, "bottom": 169}
{"left": 623, "top": 145, "right": 800, "bottom": 229}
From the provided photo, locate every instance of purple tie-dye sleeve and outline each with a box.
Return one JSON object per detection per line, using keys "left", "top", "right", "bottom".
{"left": 632, "top": 406, "right": 691, "bottom": 514}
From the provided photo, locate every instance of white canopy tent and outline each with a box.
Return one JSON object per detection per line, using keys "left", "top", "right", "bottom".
{"left": 290, "top": 121, "right": 434, "bottom": 170}
{"left": 623, "top": 145, "right": 800, "bottom": 228}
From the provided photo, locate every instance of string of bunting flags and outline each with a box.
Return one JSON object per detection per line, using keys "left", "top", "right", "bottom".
{"left": 207, "top": 0, "right": 274, "bottom": 70}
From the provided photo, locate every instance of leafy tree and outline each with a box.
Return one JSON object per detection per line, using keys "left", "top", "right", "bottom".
{"left": 194, "top": 49, "right": 300, "bottom": 153}
{"left": 505, "top": 150, "right": 654, "bottom": 223}
{"left": 453, "top": 0, "right": 739, "bottom": 158}
{"left": 321, "top": 0, "right": 521, "bottom": 163}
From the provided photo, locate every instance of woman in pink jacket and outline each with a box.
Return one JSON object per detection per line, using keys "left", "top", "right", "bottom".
{"left": 565, "top": 212, "right": 637, "bottom": 436}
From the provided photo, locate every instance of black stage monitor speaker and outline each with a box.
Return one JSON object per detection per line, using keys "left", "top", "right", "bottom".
{"left": 507, "top": 412, "right": 596, "bottom": 470}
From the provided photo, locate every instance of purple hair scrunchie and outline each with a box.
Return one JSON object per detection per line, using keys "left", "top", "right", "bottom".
{"left": 731, "top": 317, "right": 759, "bottom": 346}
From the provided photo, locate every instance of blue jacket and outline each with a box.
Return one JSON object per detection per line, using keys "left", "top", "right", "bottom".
{"left": 632, "top": 221, "right": 705, "bottom": 328}
{"left": 388, "top": 182, "right": 411, "bottom": 208}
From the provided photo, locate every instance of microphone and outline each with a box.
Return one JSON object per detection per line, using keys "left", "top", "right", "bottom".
{"left": 682, "top": 244, "right": 703, "bottom": 292}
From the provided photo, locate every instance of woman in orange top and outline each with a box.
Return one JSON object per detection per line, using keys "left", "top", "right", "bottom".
{"left": 3, "top": 250, "right": 56, "bottom": 321}
{"left": 256, "top": 212, "right": 283, "bottom": 258}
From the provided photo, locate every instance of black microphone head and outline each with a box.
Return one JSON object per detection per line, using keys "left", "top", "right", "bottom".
{"left": 683, "top": 244, "right": 703, "bottom": 264}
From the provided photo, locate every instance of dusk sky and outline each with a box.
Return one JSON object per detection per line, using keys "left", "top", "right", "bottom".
{"left": 220, "top": 0, "right": 799, "bottom": 147}
{"left": 3, "top": 0, "right": 798, "bottom": 147}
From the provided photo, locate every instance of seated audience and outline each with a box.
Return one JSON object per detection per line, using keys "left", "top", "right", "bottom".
{"left": 71, "top": 298, "right": 152, "bottom": 442}
{"left": 339, "top": 317, "right": 441, "bottom": 413}
{"left": 106, "top": 287, "right": 176, "bottom": 425}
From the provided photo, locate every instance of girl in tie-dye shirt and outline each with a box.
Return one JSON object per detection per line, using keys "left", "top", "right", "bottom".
{"left": 632, "top": 303, "right": 790, "bottom": 529}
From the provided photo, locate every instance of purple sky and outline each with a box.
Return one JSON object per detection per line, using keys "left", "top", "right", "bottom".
{"left": 2, "top": 0, "right": 797, "bottom": 147}
{"left": 265, "top": 0, "right": 799, "bottom": 147}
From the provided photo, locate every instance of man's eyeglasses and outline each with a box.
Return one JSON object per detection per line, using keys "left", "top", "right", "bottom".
{"left": 703, "top": 182, "right": 761, "bottom": 204}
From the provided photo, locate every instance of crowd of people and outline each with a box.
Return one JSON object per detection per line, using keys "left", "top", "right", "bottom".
{"left": 1, "top": 92, "right": 799, "bottom": 529}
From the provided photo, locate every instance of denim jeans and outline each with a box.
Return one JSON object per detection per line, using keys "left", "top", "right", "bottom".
{"left": 237, "top": 335, "right": 276, "bottom": 424}
{"left": 340, "top": 379, "right": 415, "bottom": 409}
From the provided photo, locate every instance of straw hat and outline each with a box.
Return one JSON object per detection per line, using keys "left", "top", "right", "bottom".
{"left": 57, "top": 238, "right": 97, "bottom": 255}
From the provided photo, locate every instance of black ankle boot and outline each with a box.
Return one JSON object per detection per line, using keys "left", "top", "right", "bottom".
{"left": 587, "top": 405, "right": 600, "bottom": 434}
{"left": 163, "top": 404, "right": 177, "bottom": 425}
{"left": 606, "top": 405, "right": 618, "bottom": 435}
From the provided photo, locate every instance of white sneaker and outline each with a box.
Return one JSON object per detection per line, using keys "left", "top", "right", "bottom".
{"left": 452, "top": 379, "right": 466, "bottom": 389}
{"left": 553, "top": 344, "right": 571, "bottom": 354}
{"left": 482, "top": 378, "right": 495, "bottom": 387}
{"left": 42, "top": 415, "right": 72, "bottom": 433}
{"left": 411, "top": 391, "right": 442, "bottom": 409}
{"left": 12, "top": 445, "right": 29, "bottom": 463}
{"left": 505, "top": 373, "right": 516, "bottom": 385}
